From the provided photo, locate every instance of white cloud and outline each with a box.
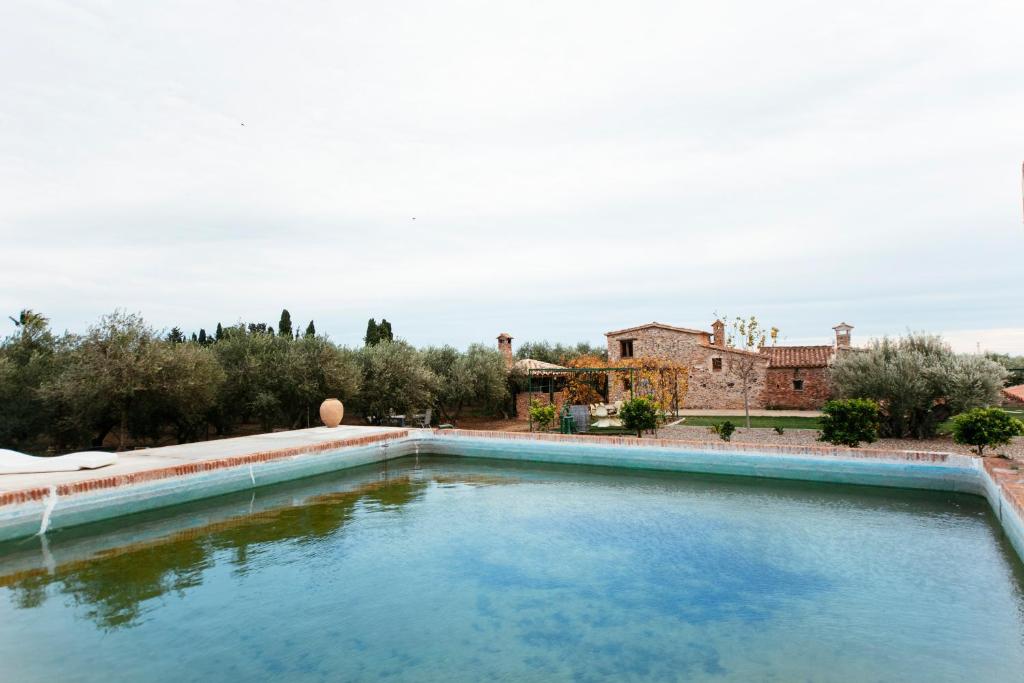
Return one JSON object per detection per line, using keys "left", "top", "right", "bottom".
{"left": 1, "top": 0, "right": 1023, "bottom": 349}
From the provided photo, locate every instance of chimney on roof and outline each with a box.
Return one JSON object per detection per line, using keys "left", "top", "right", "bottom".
{"left": 711, "top": 320, "right": 726, "bottom": 348}
{"left": 497, "top": 332, "right": 514, "bottom": 369}
{"left": 833, "top": 322, "right": 853, "bottom": 349}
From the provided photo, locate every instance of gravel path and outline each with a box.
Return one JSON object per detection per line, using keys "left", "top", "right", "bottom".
{"left": 658, "top": 425, "right": 1024, "bottom": 462}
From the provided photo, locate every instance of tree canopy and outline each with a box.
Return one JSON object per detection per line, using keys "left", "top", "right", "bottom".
{"left": 831, "top": 333, "right": 1006, "bottom": 438}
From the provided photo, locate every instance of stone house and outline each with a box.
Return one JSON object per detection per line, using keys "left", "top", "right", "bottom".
{"left": 605, "top": 322, "right": 767, "bottom": 409}
{"left": 605, "top": 321, "right": 855, "bottom": 410}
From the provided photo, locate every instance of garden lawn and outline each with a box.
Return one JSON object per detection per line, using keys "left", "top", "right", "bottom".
{"left": 676, "top": 415, "right": 822, "bottom": 430}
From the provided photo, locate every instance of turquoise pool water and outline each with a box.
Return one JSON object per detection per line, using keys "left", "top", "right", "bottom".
{"left": 1, "top": 456, "right": 1022, "bottom": 682}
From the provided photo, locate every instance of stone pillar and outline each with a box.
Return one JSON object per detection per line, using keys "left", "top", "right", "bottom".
{"left": 497, "top": 332, "right": 514, "bottom": 368}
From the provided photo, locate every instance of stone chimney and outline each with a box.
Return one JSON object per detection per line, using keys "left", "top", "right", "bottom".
{"left": 833, "top": 322, "right": 853, "bottom": 349}
{"left": 711, "top": 320, "right": 726, "bottom": 348}
{"left": 497, "top": 332, "right": 514, "bottom": 369}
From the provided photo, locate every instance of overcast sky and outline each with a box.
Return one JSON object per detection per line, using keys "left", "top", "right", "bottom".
{"left": 2, "top": 1, "right": 1022, "bottom": 352}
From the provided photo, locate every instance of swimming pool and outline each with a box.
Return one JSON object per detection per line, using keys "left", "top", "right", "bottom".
{"left": 2, "top": 456, "right": 1022, "bottom": 682}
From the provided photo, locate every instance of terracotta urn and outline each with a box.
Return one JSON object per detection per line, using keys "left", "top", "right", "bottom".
{"left": 319, "top": 398, "right": 344, "bottom": 428}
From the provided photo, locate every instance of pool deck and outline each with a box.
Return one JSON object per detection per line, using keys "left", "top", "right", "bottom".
{"left": 0, "top": 426, "right": 403, "bottom": 502}
{"left": 1, "top": 427, "right": 1023, "bottom": 563}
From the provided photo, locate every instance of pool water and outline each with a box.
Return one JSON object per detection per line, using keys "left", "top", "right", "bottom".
{"left": 1, "top": 456, "right": 1022, "bottom": 682}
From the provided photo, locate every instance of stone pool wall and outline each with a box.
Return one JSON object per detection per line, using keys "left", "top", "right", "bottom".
{"left": 1, "top": 428, "right": 1022, "bottom": 563}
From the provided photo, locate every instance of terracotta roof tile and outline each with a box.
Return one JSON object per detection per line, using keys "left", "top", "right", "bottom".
{"left": 1003, "top": 385, "right": 1024, "bottom": 404}
{"left": 762, "top": 345, "right": 835, "bottom": 368}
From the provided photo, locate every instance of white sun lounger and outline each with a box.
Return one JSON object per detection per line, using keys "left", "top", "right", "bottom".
{"left": 0, "top": 449, "right": 118, "bottom": 475}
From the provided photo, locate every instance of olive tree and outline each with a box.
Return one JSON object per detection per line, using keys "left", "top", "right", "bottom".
{"left": 156, "top": 342, "right": 225, "bottom": 442}
{"left": 423, "top": 344, "right": 510, "bottom": 424}
{"left": 282, "top": 336, "right": 361, "bottom": 428}
{"left": 355, "top": 340, "right": 438, "bottom": 423}
{"left": 515, "top": 340, "right": 608, "bottom": 365}
{"left": 211, "top": 325, "right": 289, "bottom": 433}
{"left": 0, "top": 310, "right": 59, "bottom": 451}
{"left": 831, "top": 334, "right": 1006, "bottom": 438}
{"left": 40, "top": 312, "right": 169, "bottom": 450}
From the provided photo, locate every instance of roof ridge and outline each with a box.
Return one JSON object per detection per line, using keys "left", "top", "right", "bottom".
{"left": 605, "top": 321, "right": 710, "bottom": 336}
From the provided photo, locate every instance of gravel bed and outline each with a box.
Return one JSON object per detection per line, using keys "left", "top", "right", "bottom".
{"left": 658, "top": 425, "right": 1024, "bottom": 462}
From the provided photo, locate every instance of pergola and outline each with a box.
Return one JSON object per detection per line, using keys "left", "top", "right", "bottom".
{"left": 525, "top": 365, "right": 636, "bottom": 432}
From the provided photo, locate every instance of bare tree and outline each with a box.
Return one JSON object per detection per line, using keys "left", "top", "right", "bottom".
{"left": 728, "top": 354, "right": 764, "bottom": 428}
{"left": 716, "top": 314, "right": 778, "bottom": 428}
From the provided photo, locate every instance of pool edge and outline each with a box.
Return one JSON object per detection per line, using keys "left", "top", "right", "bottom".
{"left": 1, "top": 428, "right": 1022, "bottom": 562}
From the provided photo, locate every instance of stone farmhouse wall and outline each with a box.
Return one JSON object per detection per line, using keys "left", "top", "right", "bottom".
{"left": 606, "top": 326, "right": 769, "bottom": 410}
{"left": 763, "top": 366, "right": 831, "bottom": 409}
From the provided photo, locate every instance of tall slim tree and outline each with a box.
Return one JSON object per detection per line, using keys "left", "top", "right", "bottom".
{"left": 305, "top": 320, "right": 316, "bottom": 337}
{"left": 278, "top": 309, "right": 292, "bottom": 338}
{"left": 364, "top": 318, "right": 379, "bottom": 345}
{"left": 215, "top": 322, "right": 224, "bottom": 342}
{"left": 198, "top": 328, "right": 207, "bottom": 345}
{"left": 379, "top": 319, "right": 394, "bottom": 343}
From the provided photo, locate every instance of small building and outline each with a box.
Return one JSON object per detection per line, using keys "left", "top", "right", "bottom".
{"left": 498, "top": 333, "right": 570, "bottom": 417}
{"left": 761, "top": 323, "right": 854, "bottom": 409}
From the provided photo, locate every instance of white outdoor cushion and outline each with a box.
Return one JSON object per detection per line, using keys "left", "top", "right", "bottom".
{"left": 0, "top": 449, "right": 118, "bottom": 475}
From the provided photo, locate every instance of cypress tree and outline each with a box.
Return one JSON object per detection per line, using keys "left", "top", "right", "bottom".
{"left": 379, "top": 318, "right": 393, "bottom": 343}
{"left": 198, "top": 328, "right": 207, "bottom": 345}
{"left": 191, "top": 332, "right": 198, "bottom": 342}
{"left": 364, "top": 318, "right": 379, "bottom": 345}
{"left": 215, "top": 322, "right": 224, "bottom": 341}
{"left": 278, "top": 309, "right": 292, "bottom": 338}
{"left": 305, "top": 320, "right": 316, "bottom": 337}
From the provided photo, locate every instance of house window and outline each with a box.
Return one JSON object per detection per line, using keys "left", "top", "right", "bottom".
{"left": 793, "top": 379, "right": 804, "bottom": 391}
{"left": 619, "top": 339, "right": 634, "bottom": 358}
{"left": 622, "top": 377, "right": 632, "bottom": 391}
{"left": 712, "top": 357, "right": 723, "bottom": 372}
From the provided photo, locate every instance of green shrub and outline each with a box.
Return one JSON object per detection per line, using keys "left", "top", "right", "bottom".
{"left": 619, "top": 397, "right": 659, "bottom": 437}
{"left": 529, "top": 399, "right": 557, "bottom": 432}
{"left": 710, "top": 420, "right": 736, "bottom": 442}
{"left": 773, "top": 426, "right": 785, "bottom": 435}
{"left": 951, "top": 408, "right": 1024, "bottom": 455}
{"left": 819, "top": 398, "right": 880, "bottom": 447}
